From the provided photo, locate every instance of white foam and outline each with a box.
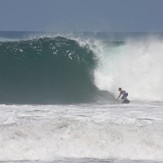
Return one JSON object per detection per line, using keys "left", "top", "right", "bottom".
{"left": 0, "top": 104, "right": 163, "bottom": 161}
{"left": 93, "top": 38, "right": 163, "bottom": 102}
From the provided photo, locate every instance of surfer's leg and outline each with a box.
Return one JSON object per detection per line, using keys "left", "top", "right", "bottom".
{"left": 121, "top": 93, "right": 128, "bottom": 99}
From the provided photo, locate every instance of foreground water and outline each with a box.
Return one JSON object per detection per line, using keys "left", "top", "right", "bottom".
{"left": 0, "top": 102, "right": 163, "bottom": 162}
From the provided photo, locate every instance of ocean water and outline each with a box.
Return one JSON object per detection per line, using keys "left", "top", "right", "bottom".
{"left": 0, "top": 31, "right": 163, "bottom": 163}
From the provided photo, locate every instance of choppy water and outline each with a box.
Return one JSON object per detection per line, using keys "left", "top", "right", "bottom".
{"left": 0, "top": 102, "right": 163, "bottom": 162}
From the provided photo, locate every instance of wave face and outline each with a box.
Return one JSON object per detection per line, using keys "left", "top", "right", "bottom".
{"left": 0, "top": 37, "right": 105, "bottom": 104}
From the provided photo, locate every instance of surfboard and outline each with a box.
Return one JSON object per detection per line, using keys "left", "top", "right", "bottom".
{"left": 122, "top": 98, "right": 130, "bottom": 104}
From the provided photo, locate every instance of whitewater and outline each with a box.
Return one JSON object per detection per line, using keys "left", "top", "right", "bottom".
{"left": 0, "top": 32, "right": 163, "bottom": 163}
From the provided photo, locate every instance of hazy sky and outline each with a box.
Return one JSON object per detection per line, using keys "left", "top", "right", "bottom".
{"left": 0, "top": 0, "right": 163, "bottom": 32}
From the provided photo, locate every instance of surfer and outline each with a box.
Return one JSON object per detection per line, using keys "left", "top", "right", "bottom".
{"left": 117, "top": 87, "right": 129, "bottom": 103}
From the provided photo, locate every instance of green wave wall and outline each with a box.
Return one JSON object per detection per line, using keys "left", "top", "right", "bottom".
{"left": 0, "top": 37, "right": 101, "bottom": 104}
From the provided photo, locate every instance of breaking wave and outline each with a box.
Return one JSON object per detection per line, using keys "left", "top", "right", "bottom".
{"left": 1, "top": 33, "right": 163, "bottom": 104}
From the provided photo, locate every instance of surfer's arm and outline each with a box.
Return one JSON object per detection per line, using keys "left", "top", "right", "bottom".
{"left": 117, "top": 92, "right": 122, "bottom": 99}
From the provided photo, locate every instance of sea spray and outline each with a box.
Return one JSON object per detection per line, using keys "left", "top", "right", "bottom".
{"left": 94, "top": 38, "right": 163, "bottom": 102}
